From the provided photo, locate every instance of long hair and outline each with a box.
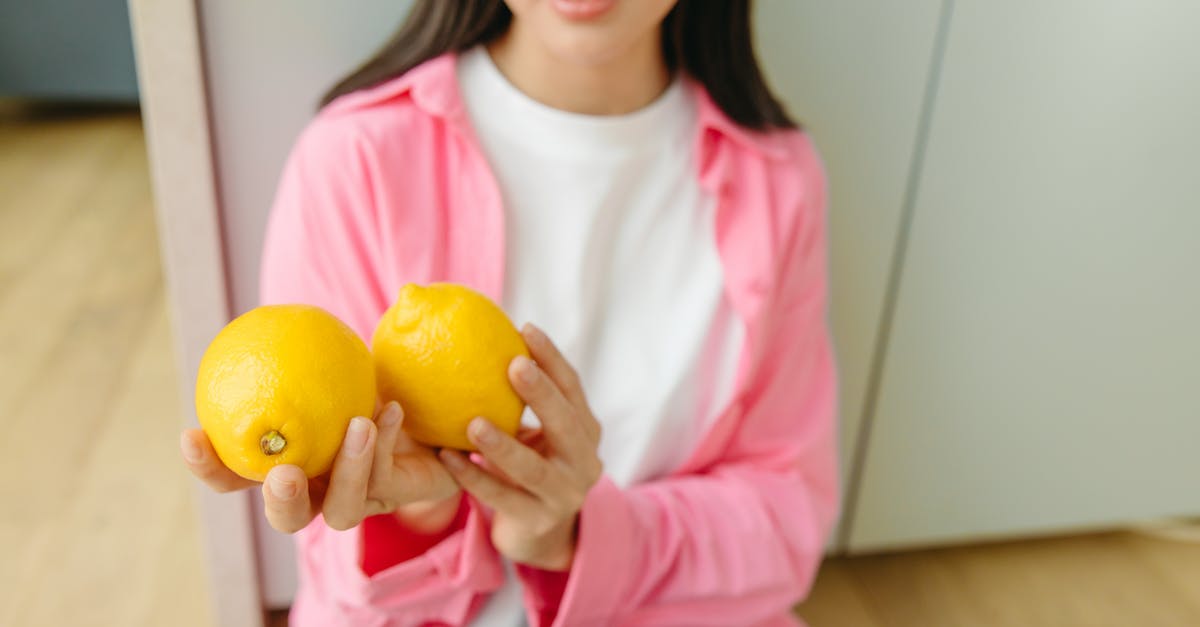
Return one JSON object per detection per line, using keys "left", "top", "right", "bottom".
{"left": 320, "top": 0, "right": 795, "bottom": 130}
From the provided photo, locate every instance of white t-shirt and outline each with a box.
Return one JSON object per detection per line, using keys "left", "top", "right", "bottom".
{"left": 456, "top": 46, "right": 744, "bottom": 626}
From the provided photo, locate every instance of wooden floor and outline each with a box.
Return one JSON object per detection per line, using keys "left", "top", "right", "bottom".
{"left": 3, "top": 108, "right": 1198, "bottom": 627}
{"left": 0, "top": 104, "right": 212, "bottom": 627}
{"left": 797, "top": 529, "right": 1200, "bottom": 627}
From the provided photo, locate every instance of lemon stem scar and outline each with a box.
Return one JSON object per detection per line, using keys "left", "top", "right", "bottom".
{"left": 260, "top": 430, "right": 287, "bottom": 456}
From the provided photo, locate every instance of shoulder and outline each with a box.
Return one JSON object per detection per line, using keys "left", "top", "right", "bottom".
{"left": 691, "top": 82, "right": 825, "bottom": 223}
{"left": 708, "top": 124, "right": 829, "bottom": 310}
{"left": 290, "top": 54, "right": 461, "bottom": 171}
{"left": 771, "top": 129, "right": 828, "bottom": 232}
{"left": 756, "top": 128, "right": 826, "bottom": 209}
{"left": 718, "top": 125, "right": 828, "bottom": 241}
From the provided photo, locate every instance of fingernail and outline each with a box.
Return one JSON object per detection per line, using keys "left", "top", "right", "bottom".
{"left": 439, "top": 449, "right": 466, "bottom": 470}
{"left": 379, "top": 402, "right": 402, "bottom": 428}
{"left": 470, "top": 418, "right": 497, "bottom": 444}
{"left": 180, "top": 433, "right": 203, "bottom": 464}
{"left": 344, "top": 417, "right": 371, "bottom": 456}
{"left": 268, "top": 473, "right": 297, "bottom": 500}
{"left": 523, "top": 323, "right": 545, "bottom": 342}
{"left": 513, "top": 355, "right": 537, "bottom": 384}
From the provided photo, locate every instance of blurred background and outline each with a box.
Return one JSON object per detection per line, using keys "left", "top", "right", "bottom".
{"left": 1, "top": 1, "right": 1197, "bottom": 626}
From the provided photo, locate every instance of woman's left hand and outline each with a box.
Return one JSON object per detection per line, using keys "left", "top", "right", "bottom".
{"left": 439, "top": 323, "right": 603, "bottom": 571}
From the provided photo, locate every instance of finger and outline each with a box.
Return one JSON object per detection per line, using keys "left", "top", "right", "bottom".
{"left": 521, "top": 325, "right": 601, "bottom": 444}
{"left": 467, "top": 418, "right": 567, "bottom": 503}
{"left": 521, "top": 324, "right": 588, "bottom": 407}
{"left": 180, "top": 429, "right": 257, "bottom": 493}
{"left": 472, "top": 453, "right": 519, "bottom": 487}
{"left": 517, "top": 427, "right": 548, "bottom": 455}
{"left": 371, "top": 402, "right": 403, "bottom": 488}
{"left": 439, "top": 449, "right": 539, "bottom": 515}
{"left": 508, "top": 355, "right": 592, "bottom": 459}
{"left": 517, "top": 426, "right": 543, "bottom": 442}
{"left": 321, "top": 417, "right": 376, "bottom": 531}
{"left": 263, "top": 465, "right": 316, "bottom": 533}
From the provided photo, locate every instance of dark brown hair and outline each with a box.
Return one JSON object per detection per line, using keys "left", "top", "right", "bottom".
{"left": 321, "top": 0, "right": 795, "bottom": 130}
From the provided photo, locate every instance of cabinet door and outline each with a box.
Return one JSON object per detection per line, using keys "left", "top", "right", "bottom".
{"left": 754, "top": 0, "right": 945, "bottom": 513}
{"left": 848, "top": 0, "right": 1200, "bottom": 552}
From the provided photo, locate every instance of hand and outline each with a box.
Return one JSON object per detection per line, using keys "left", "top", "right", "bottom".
{"left": 180, "top": 402, "right": 461, "bottom": 533}
{"left": 439, "top": 324, "right": 603, "bottom": 571}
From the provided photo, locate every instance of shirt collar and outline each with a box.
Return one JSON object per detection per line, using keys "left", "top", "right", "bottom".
{"left": 326, "top": 52, "right": 791, "bottom": 162}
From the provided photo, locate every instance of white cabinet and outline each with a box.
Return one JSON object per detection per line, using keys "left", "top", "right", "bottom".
{"left": 755, "top": 0, "right": 945, "bottom": 512}
{"left": 847, "top": 0, "right": 1200, "bottom": 552}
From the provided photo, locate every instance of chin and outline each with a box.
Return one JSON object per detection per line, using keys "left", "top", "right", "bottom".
{"left": 506, "top": 0, "right": 678, "bottom": 67}
{"left": 541, "top": 31, "right": 638, "bottom": 67}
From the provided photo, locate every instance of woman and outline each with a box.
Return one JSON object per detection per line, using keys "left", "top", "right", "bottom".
{"left": 180, "top": 0, "right": 839, "bottom": 624}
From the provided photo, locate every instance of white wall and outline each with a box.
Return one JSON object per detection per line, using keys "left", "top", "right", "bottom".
{"left": 199, "top": 0, "right": 414, "bottom": 316}
{"left": 196, "top": 0, "right": 414, "bottom": 607}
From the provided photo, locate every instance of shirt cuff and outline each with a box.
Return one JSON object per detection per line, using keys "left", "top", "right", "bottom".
{"left": 546, "top": 476, "right": 636, "bottom": 626}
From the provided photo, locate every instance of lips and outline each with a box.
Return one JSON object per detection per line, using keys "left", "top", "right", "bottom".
{"left": 550, "top": 0, "right": 617, "bottom": 21}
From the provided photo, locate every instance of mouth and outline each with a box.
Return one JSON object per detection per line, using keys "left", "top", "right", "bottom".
{"left": 550, "top": 0, "right": 618, "bottom": 21}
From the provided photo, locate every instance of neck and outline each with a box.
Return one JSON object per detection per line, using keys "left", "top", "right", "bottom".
{"left": 486, "top": 25, "right": 670, "bottom": 116}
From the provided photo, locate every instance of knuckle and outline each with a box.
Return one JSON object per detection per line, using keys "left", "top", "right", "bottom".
{"left": 455, "top": 464, "right": 483, "bottom": 488}
{"left": 486, "top": 433, "right": 511, "bottom": 456}
{"left": 200, "top": 470, "right": 243, "bottom": 493}
{"left": 563, "top": 493, "right": 585, "bottom": 515}
{"left": 530, "top": 512, "right": 554, "bottom": 536}
{"left": 565, "top": 365, "right": 582, "bottom": 390}
{"left": 195, "top": 463, "right": 223, "bottom": 482}
{"left": 523, "top": 459, "right": 549, "bottom": 487}
{"left": 537, "top": 511, "right": 564, "bottom": 536}
{"left": 281, "top": 519, "right": 309, "bottom": 534}
{"left": 581, "top": 459, "right": 603, "bottom": 486}
{"left": 529, "top": 372, "right": 555, "bottom": 398}
{"left": 367, "top": 498, "right": 396, "bottom": 516}
{"left": 265, "top": 507, "right": 308, "bottom": 534}
{"left": 323, "top": 511, "right": 360, "bottom": 531}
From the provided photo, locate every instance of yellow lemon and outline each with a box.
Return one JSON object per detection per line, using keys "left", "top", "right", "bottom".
{"left": 372, "top": 283, "right": 528, "bottom": 450}
{"left": 195, "top": 305, "right": 375, "bottom": 481}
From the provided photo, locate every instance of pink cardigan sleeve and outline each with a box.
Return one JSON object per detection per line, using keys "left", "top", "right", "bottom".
{"left": 516, "top": 152, "right": 840, "bottom": 626}
{"left": 259, "top": 117, "right": 505, "bottom": 626}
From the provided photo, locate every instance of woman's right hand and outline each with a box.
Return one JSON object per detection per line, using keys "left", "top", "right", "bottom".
{"left": 180, "top": 401, "right": 462, "bottom": 534}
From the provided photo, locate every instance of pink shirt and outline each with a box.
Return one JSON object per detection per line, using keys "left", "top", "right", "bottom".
{"left": 259, "top": 53, "right": 839, "bottom": 627}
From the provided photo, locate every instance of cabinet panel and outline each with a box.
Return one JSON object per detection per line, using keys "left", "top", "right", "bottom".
{"left": 755, "top": 0, "right": 944, "bottom": 506}
{"left": 850, "top": 0, "right": 1200, "bottom": 552}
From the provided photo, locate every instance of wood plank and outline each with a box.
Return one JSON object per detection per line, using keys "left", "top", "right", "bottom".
{"left": 813, "top": 532, "right": 1200, "bottom": 627}
{"left": 0, "top": 110, "right": 212, "bottom": 626}
{"left": 131, "top": 307, "right": 215, "bottom": 627}
{"left": 0, "top": 155, "right": 161, "bottom": 525}
{"left": 0, "top": 114, "right": 137, "bottom": 285}
{"left": 16, "top": 304, "right": 213, "bottom": 627}
{"left": 0, "top": 523, "right": 53, "bottom": 626}
{"left": 1121, "top": 528, "right": 1200, "bottom": 616}
{"left": 794, "top": 560, "right": 885, "bottom": 627}
{"left": 0, "top": 118, "right": 148, "bottom": 414}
